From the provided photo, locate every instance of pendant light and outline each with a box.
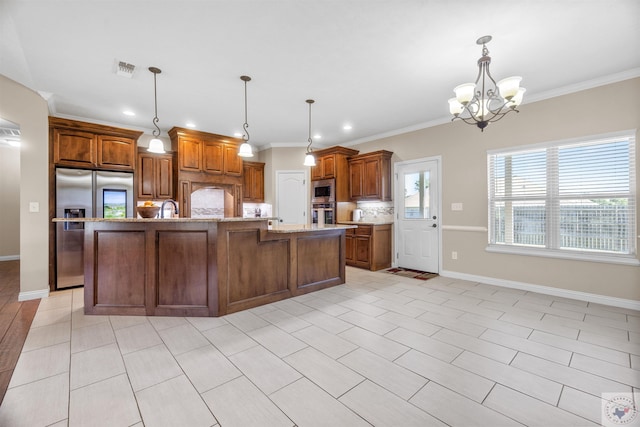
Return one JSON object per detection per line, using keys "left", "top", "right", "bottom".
{"left": 147, "top": 67, "right": 166, "bottom": 153}
{"left": 303, "top": 99, "right": 316, "bottom": 167}
{"left": 238, "top": 75, "right": 254, "bottom": 158}
{"left": 448, "top": 35, "right": 525, "bottom": 131}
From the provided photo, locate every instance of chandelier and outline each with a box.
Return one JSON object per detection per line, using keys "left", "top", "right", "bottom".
{"left": 147, "top": 67, "right": 166, "bottom": 153}
{"left": 238, "top": 75, "right": 254, "bottom": 158}
{"left": 448, "top": 35, "right": 525, "bottom": 131}
{"left": 303, "top": 99, "right": 316, "bottom": 167}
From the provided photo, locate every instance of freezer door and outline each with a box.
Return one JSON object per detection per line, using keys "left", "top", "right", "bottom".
{"left": 95, "top": 171, "right": 134, "bottom": 218}
{"left": 56, "top": 168, "right": 93, "bottom": 289}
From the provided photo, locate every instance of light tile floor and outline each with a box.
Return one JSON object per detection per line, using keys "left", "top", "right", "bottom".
{"left": 0, "top": 267, "right": 638, "bottom": 426}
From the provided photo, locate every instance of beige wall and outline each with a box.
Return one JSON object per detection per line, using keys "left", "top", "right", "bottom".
{"left": 348, "top": 78, "right": 640, "bottom": 301}
{"left": 0, "top": 144, "right": 20, "bottom": 258}
{"left": 0, "top": 74, "right": 50, "bottom": 298}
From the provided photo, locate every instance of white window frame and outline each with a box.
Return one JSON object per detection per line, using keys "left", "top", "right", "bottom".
{"left": 487, "top": 131, "right": 639, "bottom": 266}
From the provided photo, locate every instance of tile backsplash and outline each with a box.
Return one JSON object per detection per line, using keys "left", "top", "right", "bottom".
{"left": 357, "top": 201, "right": 394, "bottom": 222}
{"left": 243, "top": 203, "right": 273, "bottom": 218}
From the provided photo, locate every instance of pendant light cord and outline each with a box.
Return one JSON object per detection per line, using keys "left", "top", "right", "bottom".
{"left": 242, "top": 77, "right": 250, "bottom": 142}
{"left": 306, "top": 99, "right": 314, "bottom": 153}
{"left": 150, "top": 67, "right": 162, "bottom": 138}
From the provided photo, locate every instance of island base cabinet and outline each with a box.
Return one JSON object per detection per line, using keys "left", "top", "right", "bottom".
{"left": 84, "top": 222, "right": 218, "bottom": 317}
{"left": 83, "top": 220, "right": 349, "bottom": 317}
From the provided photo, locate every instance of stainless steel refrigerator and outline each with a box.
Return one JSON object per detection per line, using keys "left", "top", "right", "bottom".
{"left": 55, "top": 168, "right": 134, "bottom": 289}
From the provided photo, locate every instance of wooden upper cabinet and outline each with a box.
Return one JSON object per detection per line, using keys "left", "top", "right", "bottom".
{"left": 137, "top": 150, "right": 174, "bottom": 200}
{"left": 243, "top": 161, "right": 264, "bottom": 202}
{"left": 309, "top": 146, "right": 359, "bottom": 202}
{"left": 223, "top": 144, "right": 243, "bottom": 176}
{"left": 311, "top": 154, "right": 336, "bottom": 180}
{"left": 169, "top": 127, "right": 243, "bottom": 177}
{"left": 53, "top": 128, "right": 96, "bottom": 167}
{"left": 203, "top": 140, "right": 224, "bottom": 174}
{"left": 50, "top": 117, "right": 142, "bottom": 171}
{"left": 178, "top": 137, "right": 202, "bottom": 172}
{"left": 348, "top": 150, "right": 393, "bottom": 201}
{"left": 97, "top": 135, "right": 136, "bottom": 170}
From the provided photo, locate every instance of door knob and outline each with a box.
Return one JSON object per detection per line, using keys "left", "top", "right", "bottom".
{"left": 432, "top": 223, "right": 437, "bottom": 228}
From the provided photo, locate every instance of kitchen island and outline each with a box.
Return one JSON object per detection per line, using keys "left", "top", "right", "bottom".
{"left": 53, "top": 218, "right": 354, "bottom": 317}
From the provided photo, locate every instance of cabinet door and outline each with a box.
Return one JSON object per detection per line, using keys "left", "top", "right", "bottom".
{"left": 203, "top": 140, "right": 224, "bottom": 174}
{"left": 178, "top": 180, "right": 190, "bottom": 218}
{"left": 322, "top": 155, "right": 335, "bottom": 178}
{"left": 349, "top": 159, "right": 364, "bottom": 200}
{"left": 311, "top": 158, "right": 323, "bottom": 180}
{"left": 345, "top": 229, "right": 355, "bottom": 265}
{"left": 156, "top": 156, "right": 173, "bottom": 199}
{"left": 137, "top": 154, "right": 155, "bottom": 199}
{"left": 179, "top": 137, "right": 202, "bottom": 171}
{"left": 254, "top": 165, "right": 264, "bottom": 202}
{"left": 53, "top": 128, "right": 96, "bottom": 167}
{"left": 97, "top": 135, "right": 136, "bottom": 170}
{"left": 354, "top": 236, "right": 371, "bottom": 267}
{"left": 242, "top": 163, "right": 254, "bottom": 200}
{"left": 363, "top": 157, "right": 381, "bottom": 198}
{"left": 224, "top": 144, "right": 243, "bottom": 176}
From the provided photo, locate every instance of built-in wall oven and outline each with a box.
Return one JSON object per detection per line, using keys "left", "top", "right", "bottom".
{"left": 312, "top": 203, "right": 335, "bottom": 225}
{"left": 312, "top": 178, "right": 335, "bottom": 203}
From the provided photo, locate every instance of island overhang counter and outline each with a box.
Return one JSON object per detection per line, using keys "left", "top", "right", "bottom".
{"left": 53, "top": 218, "right": 355, "bottom": 317}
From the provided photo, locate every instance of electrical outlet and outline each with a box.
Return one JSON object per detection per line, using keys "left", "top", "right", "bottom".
{"left": 451, "top": 251, "right": 458, "bottom": 260}
{"left": 451, "top": 203, "right": 463, "bottom": 211}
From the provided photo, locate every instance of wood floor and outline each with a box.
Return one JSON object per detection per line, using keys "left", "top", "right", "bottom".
{"left": 0, "top": 261, "right": 39, "bottom": 405}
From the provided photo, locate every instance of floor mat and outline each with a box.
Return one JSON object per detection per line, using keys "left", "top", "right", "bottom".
{"left": 382, "top": 267, "right": 439, "bottom": 281}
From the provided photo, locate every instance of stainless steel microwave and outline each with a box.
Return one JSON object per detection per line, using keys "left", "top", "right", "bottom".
{"left": 312, "top": 179, "right": 335, "bottom": 203}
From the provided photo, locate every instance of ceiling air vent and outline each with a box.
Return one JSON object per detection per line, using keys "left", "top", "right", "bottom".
{"left": 116, "top": 61, "right": 135, "bottom": 78}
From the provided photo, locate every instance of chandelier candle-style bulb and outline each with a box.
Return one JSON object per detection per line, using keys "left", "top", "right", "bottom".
{"left": 449, "top": 35, "right": 525, "bottom": 131}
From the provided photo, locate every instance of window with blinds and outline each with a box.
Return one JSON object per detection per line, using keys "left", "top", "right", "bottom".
{"left": 488, "top": 132, "right": 637, "bottom": 263}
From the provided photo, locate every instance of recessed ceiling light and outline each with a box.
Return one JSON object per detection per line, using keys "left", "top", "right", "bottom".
{"left": 186, "top": 122, "right": 196, "bottom": 128}
{"left": 234, "top": 132, "right": 243, "bottom": 137}
{"left": 123, "top": 110, "right": 135, "bottom": 116}
{"left": 313, "top": 134, "right": 321, "bottom": 139}
{"left": 343, "top": 124, "right": 352, "bottom": 131}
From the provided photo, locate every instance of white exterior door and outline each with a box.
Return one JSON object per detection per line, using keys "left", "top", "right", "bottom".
{"left": 276, "top": 170, "right": 307, "bottom": 224}
{"left": 395, "top": 158, "right": 440, "bottom": 273}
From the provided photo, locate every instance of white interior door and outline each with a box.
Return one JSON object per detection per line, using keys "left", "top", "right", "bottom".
{"left": 395, "top": 159, "right": 440, "bottom": 273}
{"left": 276, "top": 170, "right": 307, "bottom": 224}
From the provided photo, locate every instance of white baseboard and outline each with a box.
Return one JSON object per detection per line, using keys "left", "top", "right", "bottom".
{"left": 0, "top": 255, "right": 19, "bottom": 261}
{"left": 440, "top": 269, "right": 640, "bottom": 311}
{"left": 19, "top": 288, "right": 50, "bottom": 301}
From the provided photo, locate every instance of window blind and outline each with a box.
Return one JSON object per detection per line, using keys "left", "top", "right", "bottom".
{"left": 488, "top": 133, "right": 636, "bottom": 258}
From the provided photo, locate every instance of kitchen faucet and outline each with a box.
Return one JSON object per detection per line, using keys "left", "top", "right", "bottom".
{"left": 160, "top": 199, "right": 179, "bottom": 218}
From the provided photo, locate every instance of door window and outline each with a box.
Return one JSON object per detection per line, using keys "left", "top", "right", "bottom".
{"left": 404, "top": 171, "right": 430, "bottom": 219}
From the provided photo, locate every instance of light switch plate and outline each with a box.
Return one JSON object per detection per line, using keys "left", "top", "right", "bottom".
{"left": 451, "top": 202, "right": 463, "bottom": 211}
{"left": 29, "top": 202, "right": 39, "bottom": 212}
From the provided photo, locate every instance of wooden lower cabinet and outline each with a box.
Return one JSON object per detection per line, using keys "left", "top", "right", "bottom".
{"left": 81, "top": 219, "right": 349, "bottom": 317}
{"left": 345, "top": 224, "right": 392, "bottom": 271}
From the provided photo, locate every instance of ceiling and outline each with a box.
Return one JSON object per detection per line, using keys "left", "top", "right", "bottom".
{"left": 1, "top": 1, "right": 639, "bottom": 150}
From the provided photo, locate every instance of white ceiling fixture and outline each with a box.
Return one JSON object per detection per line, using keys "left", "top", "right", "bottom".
{"left": 147, "top": 67, "right": 166, "bottom": 154}
{"left": 449, "top": 35, "right": 525, "bottom": 131}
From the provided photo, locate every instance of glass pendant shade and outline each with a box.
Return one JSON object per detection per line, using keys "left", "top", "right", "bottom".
{"left": 497, "top": 76, "right": 522, "bottom": 100}
{"left": 508, "top": 88, "right": 526, "bottom": 108}
{"left": 454, "top": 83, "right": 476, "bottom": 104}
{"left": 147, "top": 138, "right": 165, "bottom": 153}
{"left": 238, "top": 142, "right": 254, "bottom": 157}
{"left": 303, "top": 153, "right": 316, "bottom": 167}
{"left": 448, "top": 98, "right": 464, "bottom": 116}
